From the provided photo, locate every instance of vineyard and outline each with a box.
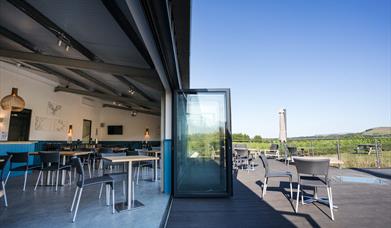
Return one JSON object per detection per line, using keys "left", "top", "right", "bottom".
{"left": 235, "top": 136, "right": 391, "bottom": 168}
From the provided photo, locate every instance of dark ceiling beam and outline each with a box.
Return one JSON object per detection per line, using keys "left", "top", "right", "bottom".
{"left": 28, "top": 63, "right": 92, "bottom": 90}
{"left": 0, "top": 25, "right": 100, "bottom": 92}
{"left": 7, "top": 0, "right": 159, "bottom": 102}
{"left": 69, "top": 69, "right": 121, "bottom": 96}
{"left": 113, "top": 74, "right": 155, "bottom": 102}
{"left": 54, "top": 86, "right": 158, "bottom": 108}
{"left": 0, "top": 49, "right": 154, "bottom": 77}
{"left": 102, "top": 104, "right": 159, "bottom": 116}
{"left": 7, "top": 0, "right": 100, "bottom": 62}
{"left": 101, "top": 0, "right": 154, "bottom": 68}
{"left": 0, "top": 26, "right": 38, "bottom": 52}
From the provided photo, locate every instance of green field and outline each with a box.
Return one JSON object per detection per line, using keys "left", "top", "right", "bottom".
{"left": 236, "top": 136, "right": 391, "bottom": 168}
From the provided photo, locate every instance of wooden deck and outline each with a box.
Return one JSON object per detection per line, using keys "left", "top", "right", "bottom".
{"left": 167, "top": 158, "right": 391, "bottom": 227}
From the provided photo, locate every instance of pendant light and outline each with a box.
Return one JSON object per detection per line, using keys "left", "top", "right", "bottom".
{"left": 0, "top": 88, "right": 25, "bottom": 112}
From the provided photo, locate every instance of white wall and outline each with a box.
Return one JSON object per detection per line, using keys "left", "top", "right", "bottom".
{"left": 0, "top": 62, "right": 160, "bottom": 141}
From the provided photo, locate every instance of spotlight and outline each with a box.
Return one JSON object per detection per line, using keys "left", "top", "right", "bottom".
{"left": 128, "top": 88, "right": 135, "bottom": 95}
{"left": 65, "top": 45, "right": 70, "bottom": 51}
{"left": 57, "top": 39, "right": 62, "bottom": 46}
{"left": 131, "top": 111, "right": 137, "bottom": 117}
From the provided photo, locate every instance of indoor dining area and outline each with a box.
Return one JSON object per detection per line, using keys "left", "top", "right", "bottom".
{"left": 0, "top": 0, "right": 191, "bottom": 227}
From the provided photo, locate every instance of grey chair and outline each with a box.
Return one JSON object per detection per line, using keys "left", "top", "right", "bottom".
{"left": 5, "top": 152, "right": 40, "bottom": 191}
{"left": 259, "top": 153, "right": 293, "bottom": 199}
{"left": 34, "top": 151, "right": 72, "bottom": 191}
{"left": 264, "top": 144, "right": 280, "bottom": 158}
{"left": 235, "top": 149, "right": 252, "bottom": 171}
{"left": 0, "top": 155, "right": 12, "bottom": 207}
{"left": 99, "top": 153, "right": 127, "bottom": 198}
{"left": 70, "top": 157, "right": 115, "bottom": 223}
{"left": 286, "top": 146, "right": 298, "bottom": 166}
{"left": 294, "top": 158, "right": 334, "bottom": 220}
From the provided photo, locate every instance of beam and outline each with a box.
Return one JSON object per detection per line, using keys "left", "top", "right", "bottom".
{"left": 7, "top": 0, "right": 100, "bottom": 61}
{"left": 0, "top": 25, "right": 135, "bottom": 97}
{"left": 113, "top": 74, "right": 155, "bottom": 102}
{"left": 54, "top": 86, "right": 158, "bottom": 108}
{"left": 0, "top": 49, "right": 154, "bottom": 77}
{"left": 69, "top": 69, "right": 121, "bottom": 96}
{"left": 101, "top": 0, "right": 154, "bottom": 68}
{"left": 7, "top": 0, "right": 161, "bottom": 101}
{"left": 102, "top": 104, "right": 159, "bottom": 116}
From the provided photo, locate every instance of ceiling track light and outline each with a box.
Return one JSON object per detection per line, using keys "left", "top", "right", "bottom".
{"left": 128, "top": 88, "right": 136, "bottom": 95}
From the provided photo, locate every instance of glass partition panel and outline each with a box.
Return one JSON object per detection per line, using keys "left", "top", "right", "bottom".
{"left": 174, "top": 89, "right": 232, "bottom": 197}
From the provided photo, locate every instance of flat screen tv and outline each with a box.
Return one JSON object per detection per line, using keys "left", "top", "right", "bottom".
{"left": 107, "top": 125, "right": 123, "bottom": 135}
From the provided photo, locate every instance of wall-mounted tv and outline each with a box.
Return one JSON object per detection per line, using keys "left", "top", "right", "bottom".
{"left": 107, "top": 125, "right": 123, "bottom": 135}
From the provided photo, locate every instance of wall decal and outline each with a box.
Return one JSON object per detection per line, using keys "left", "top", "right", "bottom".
{"left": 47, "top": 101, "right": 62, "bottom": 116}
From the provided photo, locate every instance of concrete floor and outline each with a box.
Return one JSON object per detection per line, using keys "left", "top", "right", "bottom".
{"left": 0, "top": 168, "right": 169, "bottom": 228}
{"left": 167, "top": 158, "right": 391, "bottom": 228}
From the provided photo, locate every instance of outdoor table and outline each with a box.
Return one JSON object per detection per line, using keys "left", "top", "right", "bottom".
{"left": 29, "top": 151, "right": 93, "bottom": 185}
{"left": 292, "top": 156, "right": 339, "bottom": 209}
{"left": 103, "top": 155, "right": 159, "bottom": 212}
{"left": 142, "top": 150, "right": 161, "bottom": 181}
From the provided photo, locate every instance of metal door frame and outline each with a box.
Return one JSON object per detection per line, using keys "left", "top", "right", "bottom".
{"left": 172, "top": 89, "right": 232, "bottom": 197}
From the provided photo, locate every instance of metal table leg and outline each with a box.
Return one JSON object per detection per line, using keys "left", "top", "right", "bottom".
{"left": 154, "top": 154, "right": 158, "bottom": 182}
{"left": 115, "top": 161, "right": 144, "bottom": 212}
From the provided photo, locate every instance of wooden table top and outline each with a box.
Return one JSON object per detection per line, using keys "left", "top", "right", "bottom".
{"left": 29, "top": 151, "right": 93, "bottom": 156}
{"left": 142, "top": 150, "right": 161, "bottom": 154}
{"left": 112, "top": 147, "right": 128, "bottom": 151}
{"left": 103, "top": 155, "right": 159, "bottom": 163}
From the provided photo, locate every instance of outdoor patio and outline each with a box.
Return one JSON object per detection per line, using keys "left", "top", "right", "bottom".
{"left": 167, "top": 158, "right": 391, "bottom": 228}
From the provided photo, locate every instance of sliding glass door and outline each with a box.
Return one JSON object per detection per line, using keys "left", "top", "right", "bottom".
{"left": 174, "top": 89, "right": 232, "bottom": 197}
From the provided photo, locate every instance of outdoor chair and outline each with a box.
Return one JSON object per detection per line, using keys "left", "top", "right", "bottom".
{"left": 235, "top": 149, "right": 253, "bottom": 171}
{"left": 259, "top": 153, "right": 293, "bottom": 199}
{"left": 0, "top": 155, "right": 12, "bottom": 207}
{"left": 34, "top": 151, "right": 72, "bottom": 191}
{"left": 70, "top": 157, "right": 115, "bottom": 222}
{"left": 263, "top": 144, "right": 280, "bottom": 158}
{"left": 294, "top": 158, "right": 334, "bottom": 220}
{"left": 285, "top": 146, "right": 298, "bottom": 166}
{"left": 5, "top": 152, "right": 40, "bottom": 191}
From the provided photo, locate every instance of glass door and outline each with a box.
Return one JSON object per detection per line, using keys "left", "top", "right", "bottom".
{"left": 174, "top": 89, "right": 232, "bottom": 197}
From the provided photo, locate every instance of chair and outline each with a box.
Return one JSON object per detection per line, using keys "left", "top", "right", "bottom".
{"left": 235, "top": 149, "right": 252, "bottom": 171}
{"left": 0, "top": 155, "right": 12, "bottom": 207}
{"left": 99, "top": 153, "right": 127, "bottom": 199}
{"left": 5, "top": 152, "right": 40, "bottom": 191}
{"left": 286, "top": 146, "right": 298, "bottom": 166}
{"left": 259, "top": 153, "right": 292, "bottom": 199}
{"left": 294, "top": 158, "right": 334, "bottom": 220}
{"left": 135, "top": 149, "right": 154, "bottom": 183}
{"left": 70, "top": 157, "right": 115, "bottom": 222}
{"left": 34, "top": 151, "right": 72, "bottom": 191}
{"left": 264, "top": 144, "right": 280, "bottom": 158}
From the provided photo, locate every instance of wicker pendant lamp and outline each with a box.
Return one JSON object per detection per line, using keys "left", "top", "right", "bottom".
{"left": 0, "top": 88, "right": 25, "bottom": 112}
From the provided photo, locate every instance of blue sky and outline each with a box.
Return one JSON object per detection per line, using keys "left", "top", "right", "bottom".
{"left": 190, "top": 0, "right": 391, "bottom": 138}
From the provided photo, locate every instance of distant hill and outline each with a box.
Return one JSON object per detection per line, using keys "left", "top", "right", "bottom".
{"left": 362, "top": 127, "right": 391, "bottom": 136}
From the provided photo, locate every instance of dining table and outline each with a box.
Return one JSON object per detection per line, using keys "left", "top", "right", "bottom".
{"left": 102, "top": 155, "right": 159, "bottom": 212}
{"left": 29, "top": 151, "right": 94, "bottom": 185}
{"left": 291, "top": 156, "right": 340, "bottom": 209}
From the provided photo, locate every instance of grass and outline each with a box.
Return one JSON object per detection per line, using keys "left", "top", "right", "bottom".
{"left": 236, "top": 137, "right": 391, "bottom": 168}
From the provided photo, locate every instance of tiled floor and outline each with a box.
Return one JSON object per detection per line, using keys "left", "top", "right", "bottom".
{"left": 0, "top": 168, "right": 169, "bottom": 228}
{"left": 167, "top": 158, "right": 391, "bottom": 228}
